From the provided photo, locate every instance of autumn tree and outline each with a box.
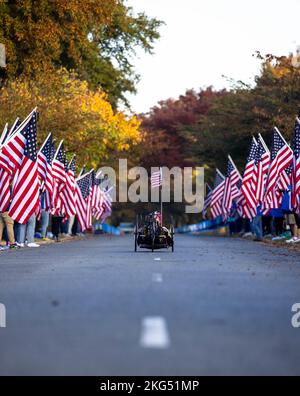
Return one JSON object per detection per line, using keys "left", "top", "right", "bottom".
{"left": 138, "top": 53, "right": 300, "bottom": 189}
{"left": 0, "top": 68, "right": 141, "bottom": 167}
{"left": 193, "top": 53, "right": 300, "bottom": 178}
{"left": 0, "top": 0, "right": 162, "bottom": 107}
{"left": 138, "top": 88, "right": 226, "bottom": 169}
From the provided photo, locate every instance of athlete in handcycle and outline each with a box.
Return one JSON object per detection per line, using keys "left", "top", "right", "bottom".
{"left": 134, "top": 211, "right": 174, "bottom": 252}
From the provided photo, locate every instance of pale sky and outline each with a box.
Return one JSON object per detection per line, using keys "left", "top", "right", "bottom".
{"left": 126, "top": 0, "right": 300, "bottom": 114}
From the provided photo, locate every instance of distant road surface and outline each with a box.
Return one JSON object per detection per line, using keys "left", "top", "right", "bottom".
{"left": 0, "top": 234, "right": 300, "bottom": 375}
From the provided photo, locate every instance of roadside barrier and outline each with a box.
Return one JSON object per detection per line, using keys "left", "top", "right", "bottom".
{"left": 177, "top": 217, "right": 224, "bottom": 234}
{"left": 93, "top": 223, "right": 121, "bottom": 236}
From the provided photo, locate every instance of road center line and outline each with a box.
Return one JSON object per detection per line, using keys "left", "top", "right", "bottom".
{"left": 154, "top": 257, "right": 161, "bottom": 261}
{"left": 140, "top": 317, "right": 170, "bottom": 349}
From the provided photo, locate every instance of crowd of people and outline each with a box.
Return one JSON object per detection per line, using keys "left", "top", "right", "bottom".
{"left": 228, "top": 207, "right": 300, "bottom": 244}
{"left": 204, "top": 112, "right": 300, "bottom": 246}
{"left": 0, "top": 205, "right": 87, "bottom": 251}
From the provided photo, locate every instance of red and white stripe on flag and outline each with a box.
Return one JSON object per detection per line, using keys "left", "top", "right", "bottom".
{"left": 151, "top": 168, "right": 162, "bottom": 188}
{"left": 92, "top": 185, "right": 104, "bottom": 220}
{"left": 8, "top": 158, "right": 40, "bottom": 224}
{"left": 0, "top": 168, "right": 11, "bottom": 212}
{"left": 263, "top": 128, "right": 293, "bottom": 210}
{"left": 210, "top": 169, "right": 225, "bottom": 219}
{"left": 60, "top": 169, "right": 76, "bottom": 221}
{"left": 8, "top": 110, "right": 40, "bottom": 224}
{"left": 75, "top": 183, "right": 88, "bottom": 232}
{"left": 222, "top": 156, "right": 242, "bottom": 218}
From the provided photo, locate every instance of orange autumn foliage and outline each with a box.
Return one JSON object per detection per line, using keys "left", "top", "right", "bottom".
{"left": 0, "top": 68, "right": 141, "bottom": 167}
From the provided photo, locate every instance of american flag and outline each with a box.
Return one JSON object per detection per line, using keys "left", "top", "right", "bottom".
{"left": 0, "top": 125, "right": 10, "bottom": 212}
{"left": 241, "top": 137, "right": 258, "bottom": 212}
{"left": 91, "top": 171, "right": 105, "bottom": 221}
{"left": 100, "top": 186, "right": 113, "bottom": 224}
{"left": 236, "top": 194, "right": 256, "bottom": 220}
{"left": 61, "top": 155, "right": 76, "bottom": 221}
{"left": 274, "top": 164, "right": 293, "bottom": 210}
{"left": 222, "top": 156, "right": 242, "bottom": 218}
{"left": 262, "top": 164, "right": 291, "bottom": 214}
{"left": 37, "top": 133, "right": 53, "bottom": 181}
{"left": 0, "top": 119, "right": 21, "bottom": 147}
{"left": 75, "top": 171, "right": 92, "bottom": 232}
{"left": 278, "top": 165, "right": 292, "bottom": 193}
{"left": 0, "top": 119, "right": 29, "bottom": 174}
{"left": 51, "top": 141, "right": 66, "bottom": 214}
{"left": 151, "top": 168, "right": 162, "bottom": 188}
{"left": 52, "top": 141, "right": 66, "bottom": 185}
{"left": 202, "top": 183, "right": 212, "bottom": 219}
{"left": 0, "top": 111, "right": 35, "bottom": 212}
{"left": 86, "top": 170, "right": 94, "bottom": 229}
{"left": 210, "top": 169, "right": 225, "bottom": 219}
{"left": 255, "top": 135, "right": 271, "bottom": 204}
{"left": 0, "top": 168, "right": 11, "bottom": 212}
{"left": 37, "top": 133, "right": 54, "bottom": 211}
{"left": 7, "top": 118, "right": 21, "bottom": 142}
{"left": 263, "top": 128, "right": 293, "bottom": 209}
{"left": 292, "top": 118, "right": 300, "bottom": 210}
{"left": 8, "top": 111, "right": 40, "bottom": 224}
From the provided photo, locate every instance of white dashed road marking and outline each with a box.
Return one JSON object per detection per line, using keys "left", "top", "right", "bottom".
{"left": 140, "top": 317, "right": 170, "bottom": 349}
{"left": 154, "top": 257, "right": 161, "bottom": 261}
{"left": 152, "top": 273, "right": 163, "bottom": 283}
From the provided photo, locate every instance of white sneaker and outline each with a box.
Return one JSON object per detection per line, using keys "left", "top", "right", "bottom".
{"left": 286, "top": 237, "right": 298, "bottom": 244}
{"left": 0, "top": 245, "right": 9, "bottom": 251}
{"left": 243, "top": 232, "right": 253, "bottom": 238}
{"left": 292, "top": 238, "right": 300, "bottom": 244}
{"left": 272, "top": 236, "right": 284, "bottom": 241}
{"left": 16, "top": 242, "right": 24, "bottom": 248}
{"left": 27, "top": 243, "right": 40, "bottom": 248}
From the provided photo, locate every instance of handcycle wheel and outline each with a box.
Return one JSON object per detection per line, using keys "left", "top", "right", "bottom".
{"left": 171, "top": 225, "right": 175, "bottom": 252}
{"left": 152, "top": 237, "right": 155, "bottom": 253}
{"left": 134, "top": 232, "right": 137, "bottom": 252}
{"left": 134, "top": 215, "right": 139, "bottom": 252}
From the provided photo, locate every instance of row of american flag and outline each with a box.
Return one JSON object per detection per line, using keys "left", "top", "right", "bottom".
{"left": 0, "top": 108, "right": 113, "bottom": 230}
{"left": 203, "top": 116, "right": 300, "bottom": 221}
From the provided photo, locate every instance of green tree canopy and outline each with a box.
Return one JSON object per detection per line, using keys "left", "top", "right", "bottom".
{"left": 0, "top": 0, "right": 162, "bottom": 107}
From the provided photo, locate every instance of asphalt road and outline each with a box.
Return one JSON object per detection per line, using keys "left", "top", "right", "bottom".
{"left": 0, "top": 234, "right": 300, "bottom": 375}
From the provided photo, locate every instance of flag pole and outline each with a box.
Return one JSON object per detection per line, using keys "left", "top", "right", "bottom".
{"left": 0, "top": 123, "right": 8, "bottom": 146}
{"left": 38, "top": 133, "right": 52, "bottom": 154}
{"left": 5, "top": 107, "right": 37, "bottom": 145}
{"left": 8, "top": 117, "right": 20, "bottom": 138}
{"left": 216, "top": 168, "right": 226, "bottom": 180}
{"left": 228, "top": 155, "right": 242, "bottom": 179}
{"left": 68, "top": 154, "right": 76, "bottom": 168}
{"left": 79, "top": 164, "right": 87, "bottom": 177}
{"left": 258, "top": 133, "right": 270, "bottom": 154}
{"left": 274, "top": 127, "right": 292, "bottom": 150}
{"left": 160, "top": 167, "right": 163, "bottom": 225}
{"left": 53, "top": 140, "right": 64, "bottom": 161}
{"left": 76, "top": 169, "right": 94, "bottom": 182}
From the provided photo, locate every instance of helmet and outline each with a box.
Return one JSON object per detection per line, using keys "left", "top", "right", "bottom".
{"left": 153, "top": 211, "right": 162, "bottom": 224}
